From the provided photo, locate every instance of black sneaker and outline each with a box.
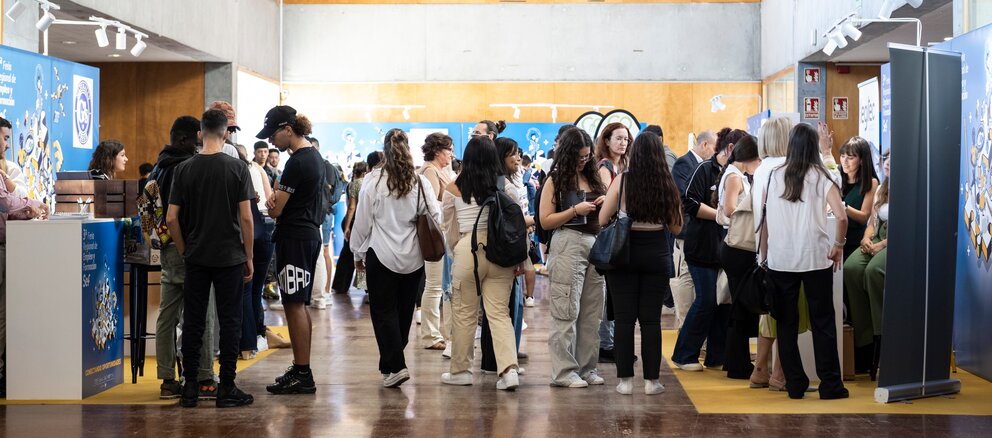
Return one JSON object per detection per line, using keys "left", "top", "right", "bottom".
{"left": 160, "top": 379, "right": 182, "bottom": 399}
{"left": 266, "top": 367, "right": 317, "bottom": 394}
{"left": 180, "top": 381, "right": 199, "bottom": 408}
{"left": 216, "top": 383, "right": 254, "bottom": 408}
{"left": 598, "top": 348, "right": 616, "bottom": 363}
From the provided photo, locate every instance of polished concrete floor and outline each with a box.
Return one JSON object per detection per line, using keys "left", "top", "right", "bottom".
{"left": 2, "top": 277, "right": 991, "bottom": 437}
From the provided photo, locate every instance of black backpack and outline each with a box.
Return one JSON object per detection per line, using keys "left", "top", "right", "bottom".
{"left": 532, "top": 183, "right": 553, "bottom": 245}
{"left": 471, "top": 178, "right": 529, "bottom": 294}
{"left": 321, "top": 160, "right": 344, "bottom": 215}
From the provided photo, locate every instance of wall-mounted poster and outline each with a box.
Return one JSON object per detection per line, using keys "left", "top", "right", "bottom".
{"left": 803, "top": 97, "right": 821, "bottom": 119}
{"left": 832, "top": 97, "right": 849, "bottom": 120}
{"left": 0, "top": 45, "right": 99, "bottom": 206}
{"left": 80, "top": 220, "right": 124, "bottom": 398}
{"left": 858, "top": 77, "right": 881, "bottom": 173}
{"left": 804, "top": 67, "right": 820, "bottom": 84}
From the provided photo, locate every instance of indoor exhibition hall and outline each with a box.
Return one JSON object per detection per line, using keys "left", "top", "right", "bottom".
{"left": 0, "top": 0, "right": 990, "bottom": 436}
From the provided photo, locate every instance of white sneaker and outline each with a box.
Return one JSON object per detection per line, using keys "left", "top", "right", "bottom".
{"left": 645, "top": 379, "right": 666, "bottom": 395}
{"left": 616, "top": 377, "right": 633, "bottom": 395}
{"left": 522, "top": 320, "right": 528, "bottom": 331}
{"left": 441, "top": 371, "right": 473, "bottom": 386}
{"left": 675, "top": 362, "right": 704, "bottom": 372}
{"left": 383, "top": 369, "right": 410, "bottom": 388}
{"left": 239, "top": 350, "right": 256, "bottom": 360}
{"left": 311, "top": 296, "right": 327, "bottom": 310}
{"left": 475, "top": 326, "right": 482, "bottom": 339}
{"left": 524, "top": 297, "right": 535, "bottom": 307}
{"left": 496, "top": 369, "right": 519, "bottom": 391}
{"left": 269, "top": 300, "right": 284, "bottom": 311}
{"left": 517, "top": 367, "right": 526, "bottom": 375}
{"left": 553, "top": 374, "right": 589, "bottom": 388}
{"left": 256, "top": 335, "right": 269, "bottom": 352}
{"left": 415, "top": 309, "right": 422, "bottom": 325}
{"left": 442, "top": 343, "right": 452, "bottom": 359}
{"left": 582, "top": 371, "right": 605, "bottom": 385}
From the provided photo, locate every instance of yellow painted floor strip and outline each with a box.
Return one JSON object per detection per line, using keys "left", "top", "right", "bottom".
{"left": 1, "top": 326, "right": 291, "bottom": 405}
{"left": 662, "top": 330, "right": 992, "bottom": 415}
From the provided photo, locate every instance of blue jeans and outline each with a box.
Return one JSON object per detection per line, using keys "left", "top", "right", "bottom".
{"left": 441, "top": 252, "right": 453, "bottom": 301}
{"left": 513, "top": 275, "right": 524, "bottom": 348}
{"left": 240, "top": 219, "right": 275, "bottom": 351}
{"left": 599, "top": 316, "right": 614, "bottom": 350}
{"left": 671, "top": 263, "right": 730, "bottom": 366}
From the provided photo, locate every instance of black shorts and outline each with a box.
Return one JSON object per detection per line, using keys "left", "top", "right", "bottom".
{"left": 275, "top": 238, "right": 321, "bottom": 304}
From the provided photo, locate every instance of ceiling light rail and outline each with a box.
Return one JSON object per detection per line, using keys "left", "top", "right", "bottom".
{"left": 5, "top": 0, "right": 151, "bottom": 58}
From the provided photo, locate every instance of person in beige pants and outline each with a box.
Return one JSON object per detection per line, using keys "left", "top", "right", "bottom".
{"left": 538, "top": 127, "right": 608, "bottom": 388}
{"left": 418, "top": 133, "right": 454, "bottom": 350}
{"left": 670, "top": 238, "right": 695, "bottom": 330}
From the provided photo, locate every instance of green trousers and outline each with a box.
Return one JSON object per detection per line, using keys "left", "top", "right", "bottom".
{"left": 843, "top": 241, "right": 887, "bottom": 348}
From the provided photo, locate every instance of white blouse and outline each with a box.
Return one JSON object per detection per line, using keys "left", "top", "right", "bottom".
{"left": 717, "top": 164, "right": 750, "bottom": 228}
{"left": 350, "top": 168, "right": 441, "bottom": 274}
{"left": 764, "top": 167, "right": 836, "bottom": 272}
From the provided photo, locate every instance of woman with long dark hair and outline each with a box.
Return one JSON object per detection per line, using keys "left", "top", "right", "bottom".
{"left": 351, "top": 128, "right": 441, "bottom": 388}
{"left": 594, "top": 122, "right": 632, "bottom": 362}
{"left": 715, "top": 135, "right": 762, "bottom": 380}
{"left": 539, "top": 127, "right": 608, "bottom": 388}
{"left": 838, "top": 137, "right": 879, "bottom": 258}
{"left": 441, "top": 136, "right": 521, "bottom": 390}
{"left": 671, "top": 128, "right": 745, "bottom": 371}
{"left": 598, "top": 131, "right": 682, "bottom": 395}
{"left": 843, "top": 151, "right": 890, "bottom": 381}
{"left": 759, "top": 123, "right": 848, "bottom": 400}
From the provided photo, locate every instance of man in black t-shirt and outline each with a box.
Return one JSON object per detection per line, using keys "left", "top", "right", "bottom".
{"left": 257, "top": 105, "right": 324, "bottom": 395}
{"left": 167, "top": 109, "right": 255, "bottom": 408}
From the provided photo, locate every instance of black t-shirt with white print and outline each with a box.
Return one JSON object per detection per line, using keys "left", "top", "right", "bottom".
{"left": 274, "top": 146, "right": 325, "bottom": 241}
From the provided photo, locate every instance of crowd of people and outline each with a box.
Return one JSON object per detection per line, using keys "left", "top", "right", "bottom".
{"left": 0, "top": 100, "right": 893, "bottom": 406}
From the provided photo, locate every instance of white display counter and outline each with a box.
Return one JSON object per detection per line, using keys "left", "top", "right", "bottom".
{"left": 6, "top": 218, "right": 124, "bottom": 400}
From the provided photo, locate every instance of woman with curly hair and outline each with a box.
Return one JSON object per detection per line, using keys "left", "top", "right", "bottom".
{"left": 88, "top": 140, "right": 128, "bottom": 180}
{"left": 539, "top": 127, "right": 608, "bottom": 388}
{"left": 598, "top": 130, "right": 682, "bottom": 395}
{"left": 417, "top": 132, "right": 454, "bottom": 351}
{"left": 351, "top": 128, "right": 441, "bottom": 388}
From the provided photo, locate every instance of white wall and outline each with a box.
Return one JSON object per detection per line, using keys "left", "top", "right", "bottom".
{"left": 66, "top": 0, "right": 281, "bottom": 80}
{"left": 282, "top": 3, "right": 761, "bottom": 82}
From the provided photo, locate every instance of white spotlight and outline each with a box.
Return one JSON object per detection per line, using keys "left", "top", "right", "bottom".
{"left": 710, "top": 95, "right": 726, "bottom": 113}
{"left": 823, "top": 37, "right": 839, "bottom": 56}
{"left": 402, "top": 107, "right": 410, "bottom": 121}
{"left": 130, "top": 36, "right": 146, "bottom": 57}
{"left": 550, "top": 106, "right": 558, "bottom": 123}
{"left": 513, "top": 106, "right": 520, "bottom": 119}
{"left": 840, "top": 21, "right": 863, "bottom": 41}
{"left": 115, "top": 27, "right": 127, "bottom": 50}
{"left": 95, "top": 25, "right": 109, "bottom": 47}
{"left": 36, "top": 8, "right": 56, "bottom": 32}
{"left": 831, "top": 31, "right": 849, "bottom": 50}
{"left": 5, "top": 0, "right": 26, "bottom": 21}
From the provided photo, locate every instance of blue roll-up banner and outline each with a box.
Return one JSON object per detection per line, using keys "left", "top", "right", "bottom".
{"left": 81, "top": 220, "right": 124, "bottom": 398}
{"left": 937, "top": 25, "right": 992, "bottom": 382}
{"left": 0, "top": 45, "right": 99, "bottom": 205}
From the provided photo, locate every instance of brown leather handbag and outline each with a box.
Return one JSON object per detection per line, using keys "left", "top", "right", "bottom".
{"left": 416, "top": 178, "right": 445, "bottom": 262}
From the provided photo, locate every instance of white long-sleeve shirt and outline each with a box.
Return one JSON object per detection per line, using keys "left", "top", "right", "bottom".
{"left": 6, "top": 160, "right": 28, "bottom": 198}
{"left": 350, "top": 168, "right": 441, "bottom": 274}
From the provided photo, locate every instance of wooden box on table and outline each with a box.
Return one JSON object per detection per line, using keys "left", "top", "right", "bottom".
{"left": 54, "top": 179, "right": 138, "bottom": 218}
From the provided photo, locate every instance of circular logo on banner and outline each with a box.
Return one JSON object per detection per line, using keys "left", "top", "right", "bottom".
{"left": 75, "top": 79, "right": 93, "bottom": 146}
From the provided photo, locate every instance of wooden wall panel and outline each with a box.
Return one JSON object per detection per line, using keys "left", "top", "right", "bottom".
{"left": 284, "top": 81, "right": 761, "bottom": 156}
{"left": 825, "top": 64, "right": 881, "bottom": 159}
{"left": 89, "top": 62, "right": 205, "bottom": 180}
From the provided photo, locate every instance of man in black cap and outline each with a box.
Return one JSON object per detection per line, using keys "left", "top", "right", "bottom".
{"left": 257, "top": 105, "right": 325, "bottom": 395}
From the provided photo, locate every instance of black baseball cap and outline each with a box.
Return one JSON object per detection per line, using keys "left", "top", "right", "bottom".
{"left": 256, "top": 105, "right": 297, "bottom": 139}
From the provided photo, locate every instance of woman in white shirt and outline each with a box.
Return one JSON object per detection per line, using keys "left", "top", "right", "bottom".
{"left": 441, "top": 136, "right": 521, "bottom": 391}
{"left": 758, "top": 123, "right": 848, "bottom": 400}
{"left": 350, "top": 129, "right": 440, "bottom": 388}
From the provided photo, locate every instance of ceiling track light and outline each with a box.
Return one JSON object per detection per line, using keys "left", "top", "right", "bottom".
{"left": 94, "top": 25, "right": 109, "bottom": 47}
{"left": 821, "top": 11, "right": 923, "bottom": 56}
{"left": 5, "top": 0, "right": 26, "bottom": 21}
{"left": 709, "top": 94, "right": 761, "bottom": 113}
{"left": 35, "top": 7, "right": 55, "bottom": 31}
{"left": 512, "top": 106, "right": 520, "bottom": 119}
{"left": 115, "top": 27, "right": 127, "bottom": 50}
{"left": 130, "top": 36, "right": 146, "bottom": 57}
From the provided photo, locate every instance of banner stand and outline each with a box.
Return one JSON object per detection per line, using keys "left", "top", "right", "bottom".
{"left": 877, "top": 43, "right": 962, "bottom": 404}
